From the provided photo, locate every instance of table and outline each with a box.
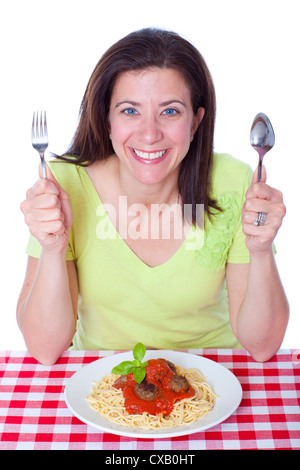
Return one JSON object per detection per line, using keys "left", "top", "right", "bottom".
{"left": 0, "top": 349, "right": 299, "bottom": 450}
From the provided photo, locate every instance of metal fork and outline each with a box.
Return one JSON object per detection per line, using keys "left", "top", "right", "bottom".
{"left": 31, "top": 111, "right": 48, "bottom": 178}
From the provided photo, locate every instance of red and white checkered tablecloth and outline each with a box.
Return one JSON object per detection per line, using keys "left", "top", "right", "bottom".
{"left": 0, "top": 349, "right": 299, "bottom": 450}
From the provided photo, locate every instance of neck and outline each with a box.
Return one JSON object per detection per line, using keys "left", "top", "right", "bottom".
{"left": 116, "top": 159, "right": 181, "bottom": 208}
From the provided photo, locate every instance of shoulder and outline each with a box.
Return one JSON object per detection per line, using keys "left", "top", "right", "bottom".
{"left": 48, "top": 157, "right": 82, "bottom": 192}
{"left": 48, "top": 156, "right": 79, "bottom": 174}
{"left": 211, "top": 153, "right": 253, "bottom": 197}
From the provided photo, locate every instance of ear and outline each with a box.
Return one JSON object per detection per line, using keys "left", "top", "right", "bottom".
{"left": 191, "top": 107, "right": 205, "bottom": 140}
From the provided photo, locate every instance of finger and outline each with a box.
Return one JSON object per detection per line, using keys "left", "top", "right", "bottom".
{"left": 245, "top": 171, "right": 267, "bottom": 200}
{"left": 29, "top": 193, "right": 62, "bottom": 210}
{"left": 243, "top": 220, "right": 279, "bottom": 245}
{"left": 244, "top": 197, "right": 273, "bottom": 214}
{"left": 252, "top": 183, "right": 283, "bottom": 202}
{"left": 246, "top": 177, "right": 283, "bottom": 203}
{"left": 242, "top": 210, "right": 259, "bottom": 225}
{"left": 38, "top": 162, "right": 70, "bottom": 201}
{"left": 42, "top": 163, "right": 72, "bottom": 230}
{"left": 31, "top": 207, "right": 65, "bottom": 223}
{"left": 38, "top": 162, "right": 55, "bottom": 181}
{"left": 243, "top": 221, "right": 264, "bottom": 236}
{"left": 29, "top": 177, "right": 60, "bottom": 198}
{"left": 33, "top": 220, "right": 66, "bottom": 239}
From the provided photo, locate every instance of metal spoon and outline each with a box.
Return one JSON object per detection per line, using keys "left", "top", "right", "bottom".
{"left": 250, "top": 112, "right": 275, "bottom": 182}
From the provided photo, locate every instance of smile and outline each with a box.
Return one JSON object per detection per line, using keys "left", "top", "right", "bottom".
{"left": 133, "top": 149, "right": 168, "bottom": 160}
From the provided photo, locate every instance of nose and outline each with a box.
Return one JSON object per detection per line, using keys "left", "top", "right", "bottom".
{"left": 137, "top": 115, "right": 163, "bottom": 145}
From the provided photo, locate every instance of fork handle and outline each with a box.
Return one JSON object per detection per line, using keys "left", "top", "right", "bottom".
{"left": 40, "top": 154, "right": 47, "bottom": 179}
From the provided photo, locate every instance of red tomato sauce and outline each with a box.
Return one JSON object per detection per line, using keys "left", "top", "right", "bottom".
{"left": 113, "top": 358, "right": 195, "bottom": 416}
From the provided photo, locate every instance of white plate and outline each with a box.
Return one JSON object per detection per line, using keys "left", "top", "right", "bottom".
{"left": 64, "top": 351, "right": 242, "bottom": 439}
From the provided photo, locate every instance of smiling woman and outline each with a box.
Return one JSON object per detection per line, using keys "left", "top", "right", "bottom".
{"left": 18, "top": 28, "right": 289, "bottom": 365}
{"left": 57, "top": 28, "right": 219, "bottom": 224}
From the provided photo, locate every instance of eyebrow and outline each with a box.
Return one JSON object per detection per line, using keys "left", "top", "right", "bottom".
{"left": 115, "top": 100, "right": 141, "bottom": 108}
{"left": 114, "top": 100, "right": 187, "bottom": 109}
{"left": 160, "top": 100, "right": 187, "bottom": 108}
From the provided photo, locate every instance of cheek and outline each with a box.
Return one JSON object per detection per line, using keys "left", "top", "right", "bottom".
{"left": 109, "top": 114, "right": 135, "bottom": 143}
{"left": 170, "top": 123, "right": 193, "bottom": 150}
{"left": 110, "top": 122, "right": 129, "bottom": 143}
{"left": 173, "top": 118, "right": 194, "bottom": 139}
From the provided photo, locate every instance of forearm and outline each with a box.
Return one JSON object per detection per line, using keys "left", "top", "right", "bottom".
{"left": 18, "top": 251, "right": 76, "bottom": 365}
{"left": 236, "top": 248, "right": 289, "bottom": 361}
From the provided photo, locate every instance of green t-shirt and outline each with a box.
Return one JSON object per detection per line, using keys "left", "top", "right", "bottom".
{"left": 25, "top": 153, "right": 253, "bottom": 350}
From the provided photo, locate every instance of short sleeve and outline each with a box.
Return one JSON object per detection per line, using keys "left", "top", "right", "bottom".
{"left": 226, "top": 164, "right": 253, "bottom": 264}
{"left": 25, "top": 234, "right": 42, "bottom": 258}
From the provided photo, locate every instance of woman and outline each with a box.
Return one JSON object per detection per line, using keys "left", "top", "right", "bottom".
{"left": 18, "top": 28, "right": 289, "bottom": 365}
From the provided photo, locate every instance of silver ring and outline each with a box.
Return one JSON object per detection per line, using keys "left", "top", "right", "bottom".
{"left": 253, "top": 212, "right": 267, "bottom": 226}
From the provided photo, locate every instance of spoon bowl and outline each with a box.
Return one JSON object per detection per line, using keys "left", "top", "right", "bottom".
{"left": 250, "top": 112, "right": 275, "bottom": 182}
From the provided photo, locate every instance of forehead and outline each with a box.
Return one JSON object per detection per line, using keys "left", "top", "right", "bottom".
{"left": 111, "top": 68, "right": 192, "bottom": 103}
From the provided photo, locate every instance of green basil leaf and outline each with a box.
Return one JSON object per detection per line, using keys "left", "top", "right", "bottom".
{"left": 133, "top": 343, "right": 146, "bottom": 362}
{"left": 141, "top": 361, "right": 148, "bottom": 368}
{"left": 132, "top": 359, "right": 141, "bottom": 367}
{"left": 111, "top": 361, "right": 135, "bottom": 375}
{"left": 133, "top": 366, "right": 146, "bottom": 384}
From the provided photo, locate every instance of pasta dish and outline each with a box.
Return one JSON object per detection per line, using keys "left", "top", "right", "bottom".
{"left": 86, "top": 357, "right": 216, "bottom": 430}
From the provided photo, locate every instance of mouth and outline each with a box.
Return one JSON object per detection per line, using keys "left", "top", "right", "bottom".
{"left": 131, "top": 148, "right": 169, "bottom": 163}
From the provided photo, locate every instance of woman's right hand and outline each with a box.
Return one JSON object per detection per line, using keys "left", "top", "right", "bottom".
{"left": 20, "top": 164, "right": 73, "bottom": 255}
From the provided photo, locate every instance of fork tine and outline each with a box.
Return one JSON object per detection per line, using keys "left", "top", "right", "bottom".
{"left": 32, "top": 111, "right": 36, "bottom": 139}
{"left": 44, "top": 111, "right": 48, "bottom": 139}
{"left": 36, "top": 111, "right": 39, "bottom": 139}
{"left": 40, "top": 111, "right": 43, "bottom": 138}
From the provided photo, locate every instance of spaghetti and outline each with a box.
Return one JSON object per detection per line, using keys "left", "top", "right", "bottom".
{"left": 86, "top": 363, "right": 216, "bottom": 430}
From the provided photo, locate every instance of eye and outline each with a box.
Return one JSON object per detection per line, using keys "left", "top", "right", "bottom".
{"left": 162, "top": 108, "right": 178, "bottom": 116}
{"left": 123, "top": 108, "right": 138, "bottom": 115}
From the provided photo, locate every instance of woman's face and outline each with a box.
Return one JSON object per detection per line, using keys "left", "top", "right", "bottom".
{"left": 108, "top": 68, "right": 204, "bottom": 187}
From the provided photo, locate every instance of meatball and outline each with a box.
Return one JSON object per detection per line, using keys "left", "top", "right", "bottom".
{"left": 165, "top": 360, "right": 177, "bottom": 375}
{"left": 157, "top": 358, "right": 177, "bottom": 374}
{"left": 134, "top": 380, "right": 158, "bottom": 401}
{"left": 170, "top": 374, "right": 189, "bottom": 393}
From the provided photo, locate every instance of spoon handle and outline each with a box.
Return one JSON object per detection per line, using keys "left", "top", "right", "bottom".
{"left": 257, "top": 157, "right": 262, "bottom": 182}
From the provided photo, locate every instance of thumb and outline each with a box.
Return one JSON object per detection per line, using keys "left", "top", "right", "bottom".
{"left": 252, "top": 164, "right": 267, "bottom": 184}
{"left": 38, "top": 162, "right": 73, "bottom": 230}
{"left": 38, "top": 161, "right": 56, "bottom": 181}
{"left": 38, "top": 162, "right": 69, "bottom": 198}
{"left": 39, "top": 162, "right": 67, "bottom": 192}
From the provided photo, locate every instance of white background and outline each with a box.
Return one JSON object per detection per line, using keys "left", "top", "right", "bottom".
{"left": 0, "top": 0, "right": 299, "bottom": 350}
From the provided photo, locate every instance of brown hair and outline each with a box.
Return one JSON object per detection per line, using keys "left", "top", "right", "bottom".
{"left": 58, "top": 28, "right": 220, "bottom": 223}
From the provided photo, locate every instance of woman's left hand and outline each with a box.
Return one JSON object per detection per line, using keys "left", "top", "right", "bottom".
{"left": 242, "top": 166, "right": 286, "bottom": 255}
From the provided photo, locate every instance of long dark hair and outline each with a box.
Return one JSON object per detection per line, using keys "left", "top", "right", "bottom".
{"left": 58, "top": 28, "right": 220, "bottom": 223}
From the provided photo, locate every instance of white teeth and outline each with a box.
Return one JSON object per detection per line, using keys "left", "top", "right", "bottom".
{"left": 133, "top": 149, "right": 167, "bottom": 160}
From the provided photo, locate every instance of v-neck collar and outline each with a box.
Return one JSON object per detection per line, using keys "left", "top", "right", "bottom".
{"left": 78, "top": 165, "right": 196, "bottom": 275}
